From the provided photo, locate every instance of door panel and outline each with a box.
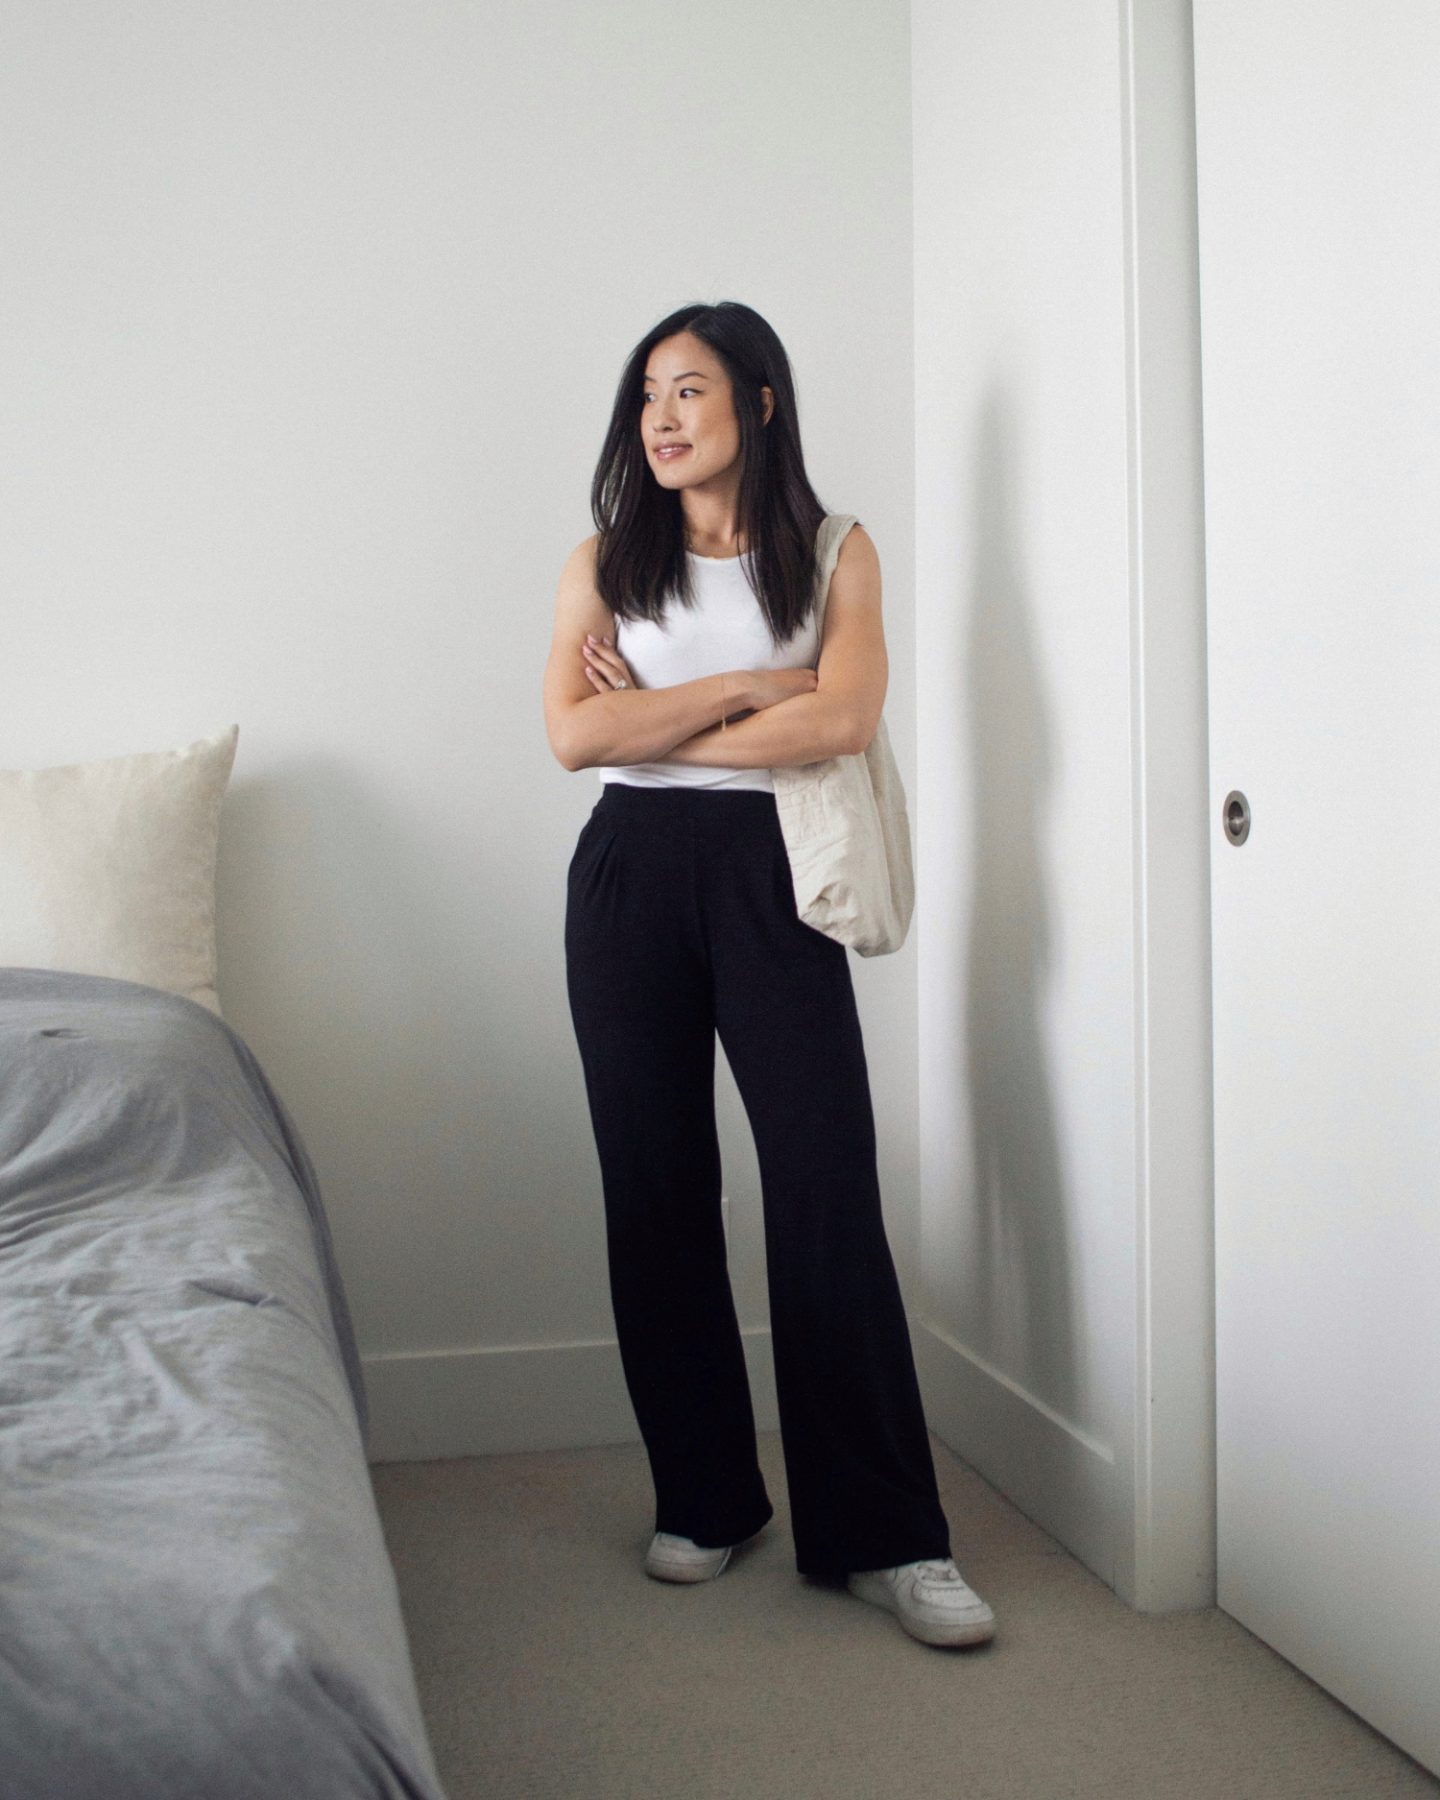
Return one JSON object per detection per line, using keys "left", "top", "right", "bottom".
{"left": 1194, "top": 0, "right": 1440, "bottom": 1772}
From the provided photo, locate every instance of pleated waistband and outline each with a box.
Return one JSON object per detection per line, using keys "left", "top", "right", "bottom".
{"left": 593, "top": 780, "right": 781, "bottom": 838}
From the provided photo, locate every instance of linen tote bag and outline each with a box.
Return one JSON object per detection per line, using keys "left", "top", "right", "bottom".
{"left": 770, "top": 513, "right": 916, "bottom": 956}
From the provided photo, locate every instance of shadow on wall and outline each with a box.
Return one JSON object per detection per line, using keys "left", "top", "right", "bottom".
{"left": 962, "top": 384, "right": 1081, "bottom": 1424}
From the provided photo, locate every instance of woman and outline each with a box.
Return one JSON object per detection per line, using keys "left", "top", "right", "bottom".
{"left": 542, "top": 300, "right": 996, "bottom": 1650}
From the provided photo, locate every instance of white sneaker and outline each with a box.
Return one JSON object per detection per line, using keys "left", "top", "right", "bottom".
{"left": 644, "top": 1531, "right": 737, "bottom": 1583}
{"left": 846, "top": 1558, "right": 997, "bottom": 1647}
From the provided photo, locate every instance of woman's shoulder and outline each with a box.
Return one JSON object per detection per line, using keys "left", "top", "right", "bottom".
{"left": 558, "top": 531, "right": 604, "bottom": 585}
{"left": 832, "top": 518, "right": 877, "bottom": 563}
{"left": 553, "top": 533, "right": 614, "bottom": 632}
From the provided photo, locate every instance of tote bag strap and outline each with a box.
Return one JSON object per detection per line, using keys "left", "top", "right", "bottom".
{"left": 811, "top": 513, "right": 861, "bottom": 653}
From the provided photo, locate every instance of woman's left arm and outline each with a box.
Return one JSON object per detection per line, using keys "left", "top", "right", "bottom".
{"left": 663, "top": 526, "right": 888, "bottom": 768}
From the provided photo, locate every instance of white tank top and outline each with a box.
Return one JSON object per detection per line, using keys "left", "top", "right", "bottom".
{"left": 597, "top": 549, "right": 820, "bottom": 792}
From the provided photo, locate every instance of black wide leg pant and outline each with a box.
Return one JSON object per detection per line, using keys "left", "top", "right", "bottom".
{"left": 563, "top": 781, "right": 951, "bottom": 1579}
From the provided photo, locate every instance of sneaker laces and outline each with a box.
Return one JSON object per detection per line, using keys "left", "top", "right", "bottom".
{"left": 909, "top": 1559, "right": 963, "bottom": 1582}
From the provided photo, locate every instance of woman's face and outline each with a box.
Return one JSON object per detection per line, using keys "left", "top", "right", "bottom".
{"left": 640, "top": 331, "right": 769, "bottom": 491}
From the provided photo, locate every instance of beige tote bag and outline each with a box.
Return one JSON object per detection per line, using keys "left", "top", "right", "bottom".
{"left": 770, "top": 513, "right": 916, "bottom": 957}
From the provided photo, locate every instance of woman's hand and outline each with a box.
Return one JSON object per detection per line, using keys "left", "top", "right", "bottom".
{"left": 582, "top": 632, "right": 637, "bottom": 692}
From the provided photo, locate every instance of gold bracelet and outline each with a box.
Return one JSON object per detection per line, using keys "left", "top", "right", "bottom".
{"left": 719, "top": 672, "right": 727, "bottom": 730}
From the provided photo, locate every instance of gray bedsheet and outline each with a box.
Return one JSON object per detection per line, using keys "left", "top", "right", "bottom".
{"left": 0, "top": 968, "right": 447, "bottom": 1800}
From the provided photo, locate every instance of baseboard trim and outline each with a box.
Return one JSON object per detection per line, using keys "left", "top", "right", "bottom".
{"left": 363, "top": 1320, "right": 1117, "bottom": 1591}
{"left": 912, "top": 1315, "right": 1118, "bottom": 1588}
{"left": 362, "top": 1328, "right": 780, "bottom": 1463}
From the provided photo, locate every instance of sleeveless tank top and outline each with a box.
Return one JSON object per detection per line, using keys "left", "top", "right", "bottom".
{"left": 597, "top": 548, "right": 821, "bottom": 792}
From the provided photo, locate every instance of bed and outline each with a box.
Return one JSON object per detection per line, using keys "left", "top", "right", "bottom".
{"left": 0, "top": 964, "right": 448, "bottom": 1800}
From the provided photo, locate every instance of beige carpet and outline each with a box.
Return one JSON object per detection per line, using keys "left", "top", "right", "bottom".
{"left": 370, "top": 1431, "right": 1438, "bottom": 1800}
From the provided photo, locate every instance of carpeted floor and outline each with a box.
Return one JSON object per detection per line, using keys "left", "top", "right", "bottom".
{"left": 369, "top": 1430, "right": 1439, "bottom": 1800}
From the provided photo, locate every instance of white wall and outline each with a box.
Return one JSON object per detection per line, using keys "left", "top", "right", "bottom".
{"left": 2, "top": 0, "right": 1217, "bottom": 1612}
{"left": 0, "top": 2, "right": 920, "bottom": 1455}
{"left": 911, "top": 0, "right": 1213, "bottom": 1609}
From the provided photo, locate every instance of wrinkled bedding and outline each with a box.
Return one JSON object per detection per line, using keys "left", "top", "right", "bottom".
{"left": 0, "top": 968, "right": 446, "bottom": 1800}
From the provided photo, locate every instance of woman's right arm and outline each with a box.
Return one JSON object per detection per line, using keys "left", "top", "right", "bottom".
{"left": 542, "top": 535, "right": 799, "bottom": 771}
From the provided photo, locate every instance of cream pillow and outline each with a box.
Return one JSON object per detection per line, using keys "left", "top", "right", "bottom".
{"left": 0, "top": 726, "right": 239, "bottom": 1017}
